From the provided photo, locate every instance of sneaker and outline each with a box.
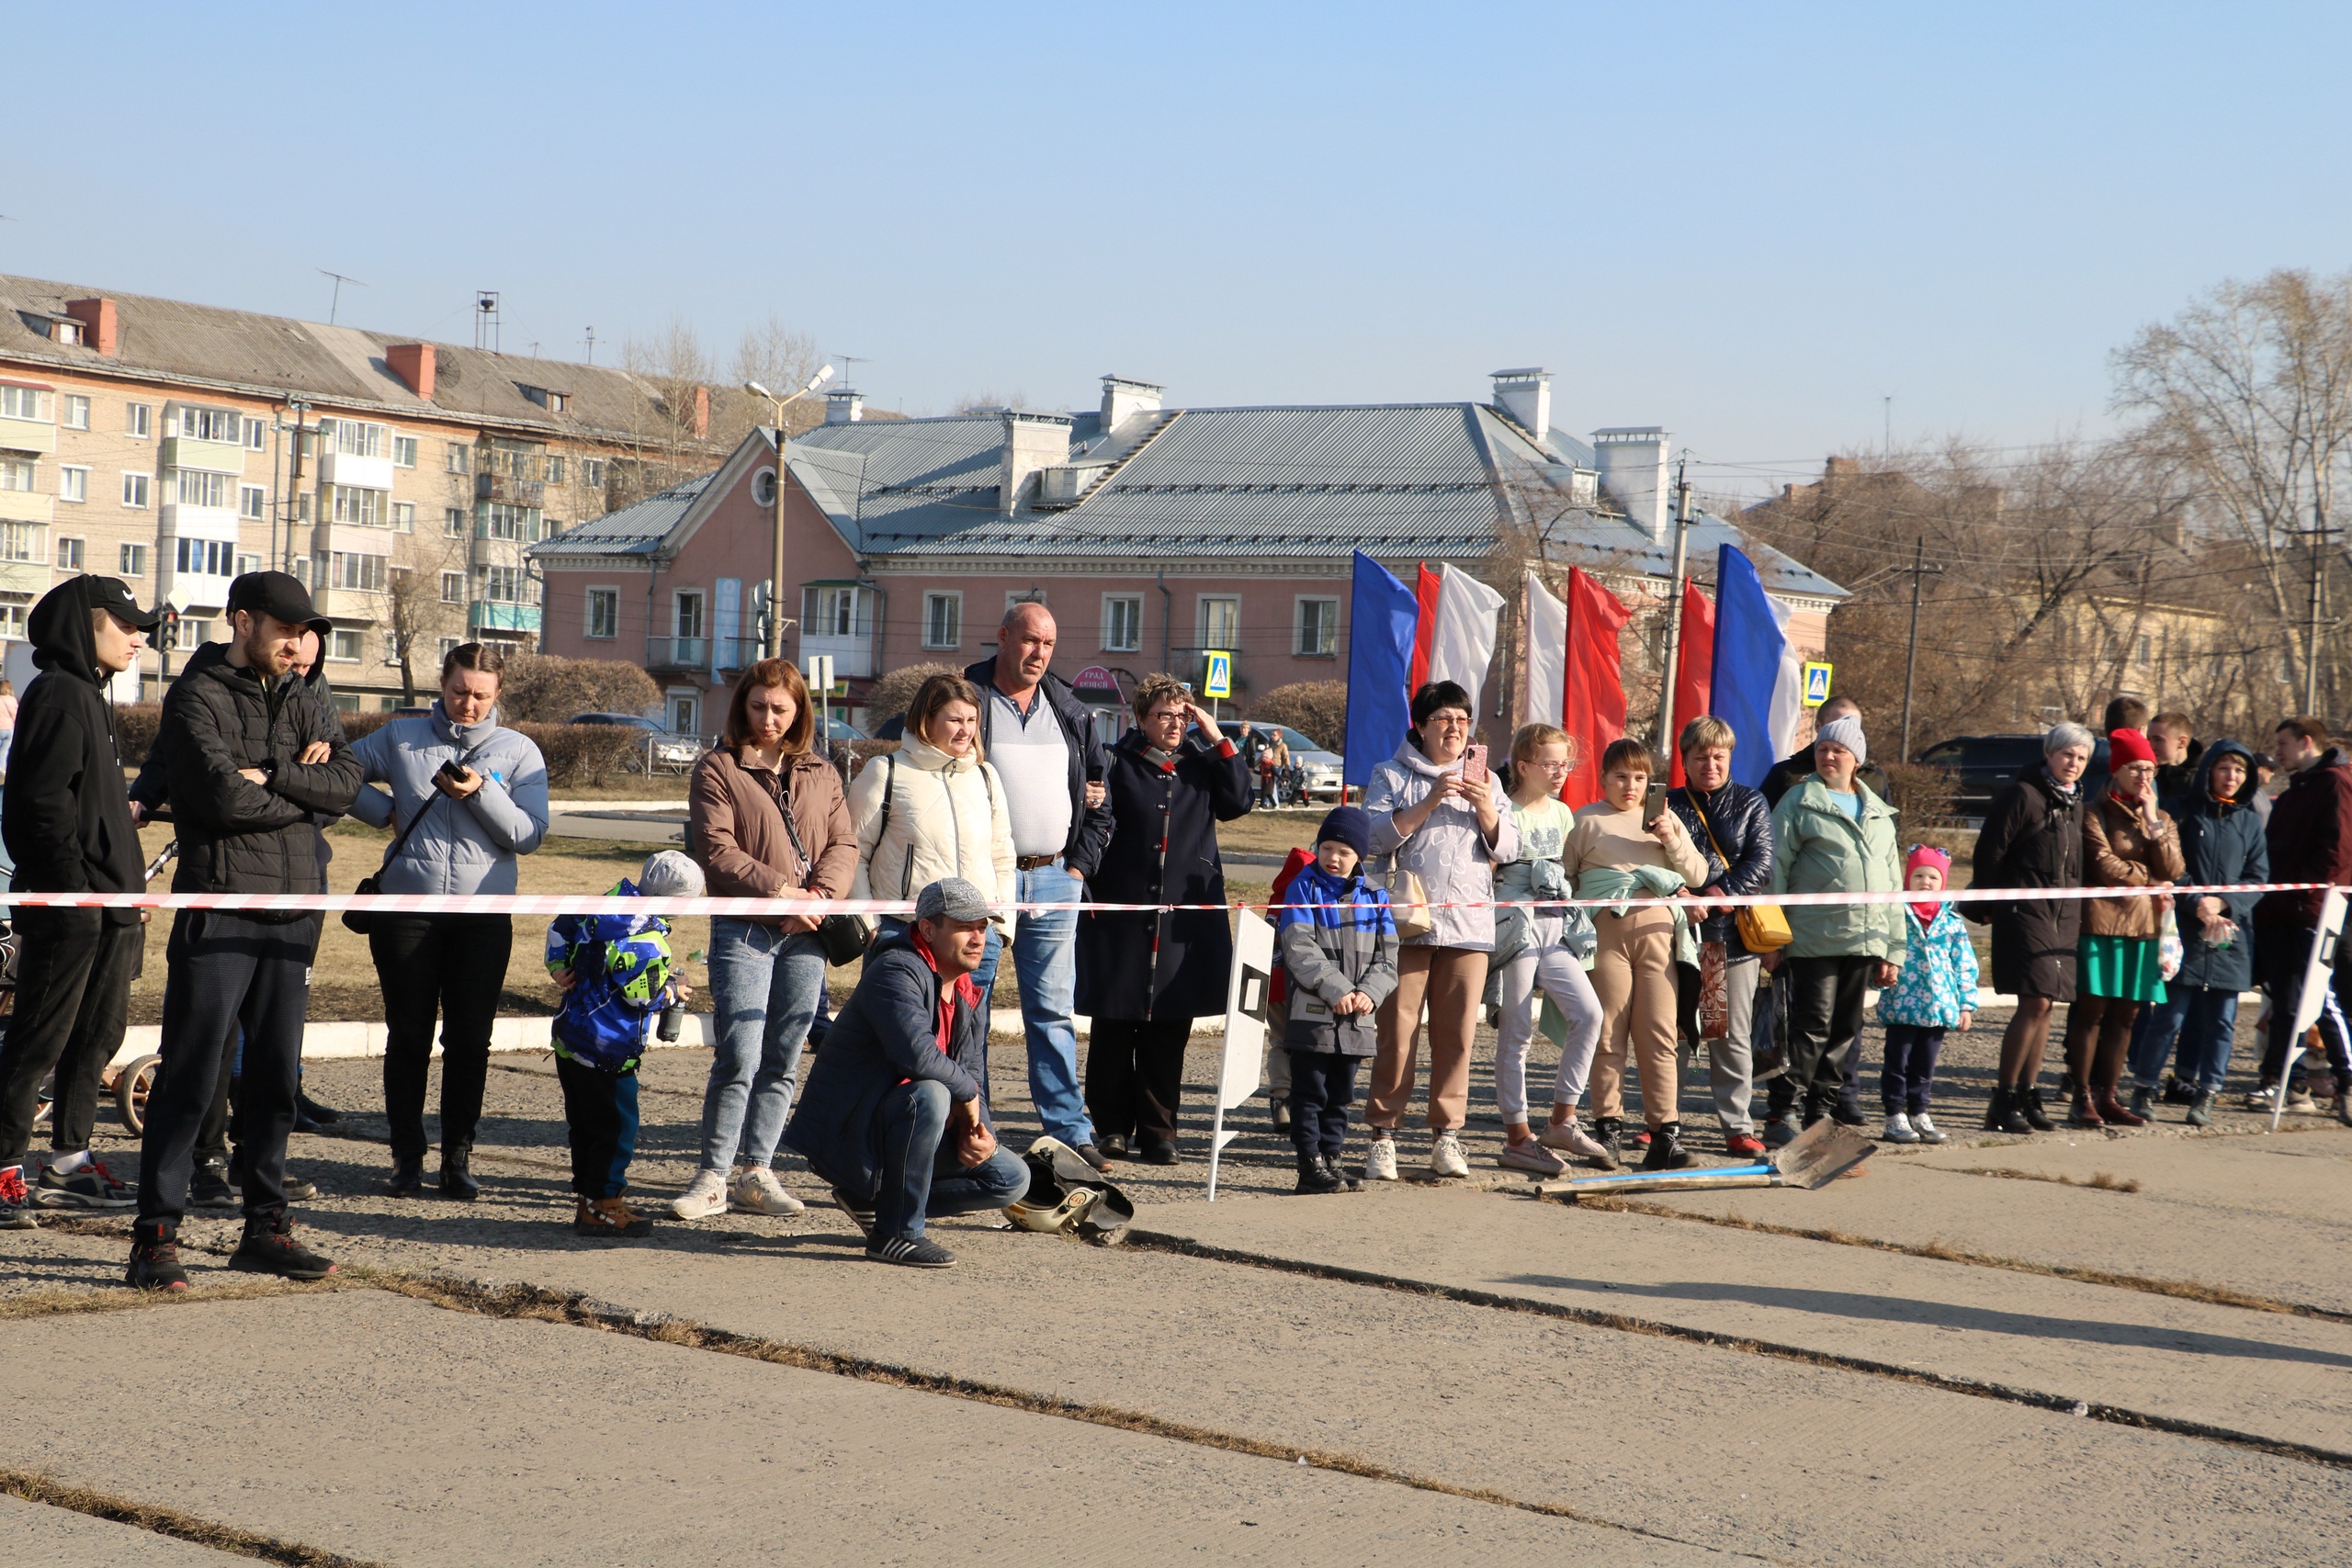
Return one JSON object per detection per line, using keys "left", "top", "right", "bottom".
{"left": 669, "top": 1168, "right": 730, "bottom": 1220}
{"left": 729, "top": 1168, "right": 806, "bottom": 1216}
{"left": 1723, "top": 1132, "right": 1768, "bottom": 1159}
{"left": 1762, "top": 1117, "right": 1798, "bottom": 1149}
{"left": 574, "top": 1197, "right": 654, "bottom": 1238}
{"left": 2129, "top": 1085, "right": 2157, "bottom": 1120}
{"left": 1363, "top": 1134, "right": 1399, "bottom": 1182}
{"left": 866, "top": 1234, "right": 956, "bottom": 1269}
{"left": 282, "top": 1176, "right": 318, "bottom": 1203}
{"left": 831, "top": 1187, "right": 877, "bottom": 1243}
{"left": 227, "top": 1214, "right": 336, "bottom": 1280}
{"left": 1497, "top": 1139, "right": 1566, "bottom": 1177}
{"left": 38, "top": 1156, "right": 136, "bottom": 1209}
{"left": 2162, "top": 1075, "right": 2199, "bottom": 1106}
{"left": 1883, "top": 1112, "right": 1919, "bottom": 1145}
{"left": 2186, "top": 1089, "right": 2215, "bottom": 1129}
{"left": 1590, "top": 1115, "right": 1626, "bottom": 1162}
{"left": 1830, "top": 1099, "right": 1867, "bottom": 1128}
{"left": 2284, "top": 1088, "right": 2320, "bottom": 1114}
{"left": 1429, "top": 1131, "right": 1471, "bottom": 1179}
{"left": 2245, "top": 1082, "right": 2278, "bottom": 1112}
{"left": 125, "top": 1233, "right": 188, "bottom": 1291}
{"left": 1540, "top": 1118, "right": 1619, "bottom": 1168}
{"left": 1640, "top": 1122, "right": 1696, "bottom": 1171}
{"left": 190, "top": 1161, "right": 237, "bottom": 1210}
{"left": 0, "top": 1166, "right": 38, "bottom": 1231}
{"left": 1269, "top": 1101, "right": 1291, "bottom": 1133}
{"left": 1912, "top": 1111, "right": 1948, "bottom": 1145}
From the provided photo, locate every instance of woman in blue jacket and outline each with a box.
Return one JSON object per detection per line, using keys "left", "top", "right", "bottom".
{"left": 346, "top": 643, "right": 549, "bottom": 1198}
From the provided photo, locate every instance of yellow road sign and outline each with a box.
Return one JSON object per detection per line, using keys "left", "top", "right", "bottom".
{"left": 1203, "top": 649, "right": 1233, "bottom": 700}
{"left": 1802, "top": 661, "right": 1833, "bottom": 706}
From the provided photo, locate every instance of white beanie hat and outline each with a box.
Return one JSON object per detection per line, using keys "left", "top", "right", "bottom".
{"left": 1815, "top": 715, "right": 1868, "bottom": 767}
{"left": 636, "top": 849, "right": 706, "bottom": 899}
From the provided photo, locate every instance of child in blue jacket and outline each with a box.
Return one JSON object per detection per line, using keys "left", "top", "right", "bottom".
{"left": 1876, "top": 844, "right": 1978, "bottom": 1145}
{"left": 547, "top": 851, "right": 700, "bottom": 1236}
{"left": 1275, "top": 807, "right": 1398, "bottom": 1195}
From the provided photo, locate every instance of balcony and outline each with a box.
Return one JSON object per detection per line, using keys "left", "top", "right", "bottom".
{"left": 475, "top": 473, "right": 545, "bottom": 506}
{"left": 712, "top": 635, "right": 765, "bottom": 671}
{"left": 160, "top": 434, "right": 244, "bottom": 474}
{"left": 0, "top": 489, "right": 52, "bottom": 525}
{"left": 647, "top": 635, "right": 707, "bottom": 669}
{"left": 801, "top": 632, "right": 873, "bottom": 680}
{"left": 318, "top": 450, "right": 393, "bottom": 491}
{"left": 0, "top": 414, "right": 57, "bottom": 457}
{"left": 471, "top": 602, "right": 542, "bottom": 634}
{"left": 159, "top": 502, "right": 240, "bottom": 538}
{"left": 0, "top": 558, "right": 51, "bottom": 595}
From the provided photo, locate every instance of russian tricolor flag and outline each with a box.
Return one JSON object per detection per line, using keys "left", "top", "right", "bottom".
{"left": 1343, "top": 552, "right": 1504, "bottom": 784}
{"left": 1709, "top": 544, "right": 1804, "bottom": 788}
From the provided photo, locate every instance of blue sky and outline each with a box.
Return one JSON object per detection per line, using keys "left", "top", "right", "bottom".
{"left": 9, "top": 2, "right": 2349, "bottom": 497}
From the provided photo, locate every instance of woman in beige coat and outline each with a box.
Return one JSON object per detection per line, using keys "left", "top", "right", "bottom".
{"left": 847, "top": 673, "right": 1018, "bottom": 946}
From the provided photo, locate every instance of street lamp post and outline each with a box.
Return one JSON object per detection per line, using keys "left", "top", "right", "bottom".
{"left": 743, "top": 366, "right": 836, "bottom": 661}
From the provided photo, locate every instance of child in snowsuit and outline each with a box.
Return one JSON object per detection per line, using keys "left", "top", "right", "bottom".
{"left": 1876, "top": 844, "right": 1978, "bottom": 1145}
{"left": 1275, "top": 807, "right": 1398, "bottom": 1194}
{"left": 547, "top": 850, "right": 700, "bottom": 1235}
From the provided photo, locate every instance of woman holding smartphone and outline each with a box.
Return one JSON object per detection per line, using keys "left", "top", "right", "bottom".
{"left": 345, "top": 643, "right": 550, "bottom": 1199}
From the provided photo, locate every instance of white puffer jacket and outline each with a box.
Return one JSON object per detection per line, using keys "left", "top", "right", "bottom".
{"left": 847, "top": 735, "right": 1018, "bottom": 931}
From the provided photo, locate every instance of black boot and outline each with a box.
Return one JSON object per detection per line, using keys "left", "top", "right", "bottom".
{"left": 1984, "top": 1086, "right": 2030, "bottom": 1134}
{"left": 439, "top": 1145, "right": 481, "bottom": 1201}
{"left": 1641, "top": 1122, "right": 1695, "bottom": 1171}
{"left": 1293, "top": 1151, "right": 1341, "bottom": 1195}
{"left": 386, "top": 1153, "right": 425, "bottom": 1198}
{"left": 228, "top": 1212, "right": 335, "bottom": 1280}
{"left": 1982, "top": 1086, "right": 2010, "bottom": 1132}
{"left": 2018, "top": 1083, "right": 2055, "bottom": 1132}
{"left": 1320, "top": 1152, "right": 1361, "bottom": 1192}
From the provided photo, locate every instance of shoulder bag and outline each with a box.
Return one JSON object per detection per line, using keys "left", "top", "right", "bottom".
{"left": 770, "top": 764, "right": 870, "bottom": 966}
{"left": 1683, "top": 789, "right": 1792, "bottom": 953}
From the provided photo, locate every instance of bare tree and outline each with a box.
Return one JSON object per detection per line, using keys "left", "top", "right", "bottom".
{"left": 723, "top": 315, "right": 828, "bottom": 444}
{"left": 614, "top": 318, "right": 718, "bottom": 508}
{"left": 382, "top": 547, "right": 463, "bottom": 705}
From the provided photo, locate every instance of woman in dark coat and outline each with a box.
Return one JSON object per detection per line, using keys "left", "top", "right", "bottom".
{"left": 1077, "top": 674, "right": 1253, "bottom": 1163}
{"left": 1970, "top": 723, "right": 2093, "bottom": 1133}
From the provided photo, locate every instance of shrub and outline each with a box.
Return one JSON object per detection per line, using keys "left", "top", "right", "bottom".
{"left": 864, "top": 661, "right": 966, "bottom": 725}
{"left": 1880, "top": 761, "right": 1961, "bottom": 827}
{"left": 1249, "top": 681, "right": 1347, "bottom": 751}
{"left": 515, "top": 722, "right": 650, "bottom": 786}
{"left": 497, "top": 653, "right": 662, "bottom": 725}
{"left": 114, "top": 702, "right": 164, "bottom": 764}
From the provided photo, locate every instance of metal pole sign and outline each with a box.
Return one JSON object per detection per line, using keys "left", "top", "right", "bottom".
{"left": 1202, "top": 649, "right": 1233, "bottom": 700}
{"left": 1802, "top": 661, "right": 1834, "bottom": 706}
{"left": 1206, "top": 908, "right": 1276, "bottom": 1200}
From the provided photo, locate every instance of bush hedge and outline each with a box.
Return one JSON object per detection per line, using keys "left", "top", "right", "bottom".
{"left": 111, "top": 701, "right": 647, "bottom": 786}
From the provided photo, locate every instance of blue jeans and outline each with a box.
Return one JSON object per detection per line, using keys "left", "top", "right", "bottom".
{"left": 2171, "top": 988, "right": 2242, "bottom": 1094}
{"left": 697, "top": 920, "right": 826, "bottom": 1174}
{"left": 2127, "top": 987, "right": 2194, "bottom": 1090}
{"left": 972, "top": 860, "right": 1092, "bottom": 1147}
{"left": 867, "top": 1078, "right": 1030, "bottom": 1243}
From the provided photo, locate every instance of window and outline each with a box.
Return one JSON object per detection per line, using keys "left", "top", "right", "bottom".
{"left": 438, "top": 637, "right": 462, "bottom": 662}
{"left": 582, "top": 458, "right": 605, "bottom": 489}
{"left": 1197, "top": 595, "right": 1240, "bottom": 649}
{"left": 58, "top": 466, "right": 87, "bottom": 503}
{"left": 445, "top": 507, "right": 468, "bottom": 536}
{"left": 126, "top": 402, "right": 152, "bottom": 437}
{"left": 1295, "top": 596, "right": 1340, "bottom": 657}
{"left": 391, "top": 501, "right": 414, "bottom": 532}
{"left": 804, "top": 584, "right": 867, "bottom": 637}
{"left": 668, "top": 692, "right": 699, "bottom": 736}
{"left": 0, "top": 524, "right": 41, "bottom": 563}
{"left": 330, "top": 485, "right": 384, "bottom": 526}
{"left": 322, "top": 418, "right": 387, "bottom": 458}
{"left": 546, "top": 455, "right": 565, "bottom": 485}
{"left": 0, "top": 596, "right": 27, "bottom": 639}
{"left": 62, "top": 394, "right": 89, "bottom": 431}
{"left": 173, "top": 469, "right": 232, "bottom": 510}
{"left": 239, "top": 484, "right": 266, "bottom": 520}
{"left": 175, "top": 538, "right": 234, "bottom": 576}
{"left": 479, "top": 502, "right": 537, "bottom": 540}
{"left": 55, "top": 536, "right": 84, "bottom": 570}
{"left": 391, "top": 435, "right": 418, "bottom": 468}
{"left": 922, "top": 592, "right": 962, "bottom": 649}
{"left": 586, "top": 587, "right": 618, "bottom": 638}
{"left": 0, "top": 456, "right": 33, "bottom": 491}
{"left": 673, "top": 589, "right": 706, "bottom": 637}
{"left": 481, "top": 565, "right": 525, "bottom": 602}
{"left": 178, "top": 616, "right": 211, "bottom": 647}
{"left": 244, "top": 416, "right": 266, "bottom": 451}
{"left": 121, "top": 472, "right": 150, "bottom": 508}
{"left": 119, "top": 542, "right": 147, "bottom": 577}
{"left": 1103, "top": 594, "right": 1142, "bottom": 653}
{"left": 0, "top": 386, "right": 55, "bottom": 422}
{"left": 441, "top": 571, "right": 465, "bottom": 605}
{"left": 329, "top": 629, "right": 363, "bottom": 662}
{"left": 175, "top": 404, "right": 239, "bottom": 443}
{"left": 446, "top": 442, "right": 471, "bottom": 475}
{"left": 329, "top": 551, "right": 388, "bottom": 592}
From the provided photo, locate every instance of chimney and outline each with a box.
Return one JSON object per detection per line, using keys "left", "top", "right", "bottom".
{"left": 824, "top": 389, "right": 864, "bottom": 424}
{"left": 386, "top": 343, "right": 435, "bottom": 401}
{"left": 692, "top": 385, "right": 709, "bottom": 439}
{"left": 1489, "top": 367, "right": 1550, "bottom": 441}
{"left": 63, "top": 298, "right": 117, "bottom": 356}
{"left": 1590, "top": 427, "right": 1672, "bottom": 543}
{"left": 1100, "top": 375, "right": 1162, "bottom": 431}
{"left": 1000, "top": 411, "right": 1073, "bottom": 516}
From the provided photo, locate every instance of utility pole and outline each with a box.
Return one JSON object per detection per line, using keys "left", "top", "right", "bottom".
{"left": 1654, "top": 459, "right": 1693, "bottom": 748}
{"left": 2302, "top": 501, "right": 2337, "bottom": 716}
{"left": 1898, "top": 536, "right": 1945, "bottom": 764}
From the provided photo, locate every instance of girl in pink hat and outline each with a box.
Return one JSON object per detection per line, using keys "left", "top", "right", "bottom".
{"left": 1874, "top": 844, "right": 1979, "bottom": 1143}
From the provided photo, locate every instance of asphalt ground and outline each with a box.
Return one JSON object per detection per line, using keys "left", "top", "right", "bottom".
{"left": 5, "top": 1009, "right": 2348, "bottom": 1566}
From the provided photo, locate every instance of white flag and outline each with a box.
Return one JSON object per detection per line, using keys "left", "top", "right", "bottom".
{"left": 1428, "top": 565, "right": 1506, "bottom": 724}
{"left": 1522, "top": 570, "right": 1565, "bottom": 728}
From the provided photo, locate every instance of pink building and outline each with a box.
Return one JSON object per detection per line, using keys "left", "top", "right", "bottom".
{"left": 530, "top": 371, "right": 1844, "bottom": 739}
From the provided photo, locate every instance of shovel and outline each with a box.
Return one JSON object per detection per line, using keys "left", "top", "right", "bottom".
{"left": 1531, "top": 1118, "right": 1875, "bottom": 1200}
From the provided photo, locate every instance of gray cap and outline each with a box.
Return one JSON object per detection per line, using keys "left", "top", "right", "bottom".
{"left": 636, "top": 850, "right": 706, "bottom": 899}
{"left": 915, "top": 876, "right": 991, "bottom": 922}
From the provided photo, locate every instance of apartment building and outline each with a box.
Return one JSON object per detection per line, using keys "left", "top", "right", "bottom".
{"left": 0, "top": 276, "right": 728, "bottom": 706}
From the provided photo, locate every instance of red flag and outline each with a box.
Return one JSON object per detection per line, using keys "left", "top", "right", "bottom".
{"left": 1561, "top": 568, "right": 1630, "bottom": 809}
{"left": 1668, "top": 581, "right": 1715, "bottom": 786}
{"left": 1407, "top": 563, "right": 1442, "bottom": 697}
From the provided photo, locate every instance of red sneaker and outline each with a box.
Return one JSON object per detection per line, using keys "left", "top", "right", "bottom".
{"left": 1724, "top": 1132, "right": 1768, "bottom": 1158}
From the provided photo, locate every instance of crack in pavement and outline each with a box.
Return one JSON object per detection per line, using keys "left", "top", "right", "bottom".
{"left": 0, "top": 1469, "right": 386, "bottom": 1567}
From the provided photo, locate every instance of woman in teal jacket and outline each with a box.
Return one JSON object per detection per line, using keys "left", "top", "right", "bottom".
{"left": 1767, "top": 716, "right": 1905, "bottom": 1141}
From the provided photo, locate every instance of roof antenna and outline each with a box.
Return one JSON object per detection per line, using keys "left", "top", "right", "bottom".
{"left": 834, "top": 354, "right": 868, "bottom": 392}
{"left": 582, "top": 327, "right": 596, "bottom": 366}
{"left": 318, "top": 269, "right": 366, "bottom": 325}
{"left": 475, "top": 291, "right": 501, "bottom": 353}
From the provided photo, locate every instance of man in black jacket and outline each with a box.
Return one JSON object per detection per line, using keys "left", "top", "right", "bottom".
{"left": 1760, "top": 697, "right": 1894, "bottom": 807}
{"left": 127, "top": 572, "right": 361, "bottom": 1291}
{"left": 784, "top": 877, "right": 1029, "bottom": 1268}
{"left": 0, "top": 576, "right": 159, "bottom": 1226}
{"left": 965, "top": 603, "right": 1116, "bottom": 1168}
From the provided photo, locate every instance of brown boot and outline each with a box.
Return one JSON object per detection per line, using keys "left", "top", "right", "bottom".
{"left": 2066, "top": 1085, "right": 2104, "bottom": 1129}
{"left": 573, "top": 1196, "right": 653, "bottom": 1238}
{"left": 2094, "top": 1090, "right": 2145, "bottom": 1127}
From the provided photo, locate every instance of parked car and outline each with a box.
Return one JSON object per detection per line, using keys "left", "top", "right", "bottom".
{"left": 1217, "top": 721, "right": 1344, "bottom": 803}
{"left": 1915, "top": 732, "right": 2109, "bottom": 817}
{"left": 569, "top": 712, "right": 705, "bottom": 772}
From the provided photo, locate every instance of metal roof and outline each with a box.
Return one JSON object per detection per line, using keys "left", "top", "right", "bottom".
{"left": 531, "top": 473, "right": 712, "bottom": 558}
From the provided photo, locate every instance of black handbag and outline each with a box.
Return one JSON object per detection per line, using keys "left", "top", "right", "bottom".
{"left": 774, "top": 770, "right": 869, "bottom": 967}
{"left": 343, "top": 743, "right": 483, "bottom": 935}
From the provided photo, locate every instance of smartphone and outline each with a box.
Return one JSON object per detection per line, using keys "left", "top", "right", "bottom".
{"left": 436, "top": 758, "right": 471, "bottom": 784}
{"left": 1642, "top": 781, "right": 1668, "bottom": 827}
{"left": 1463, "top": 743, "right": 1489, "bottom": 784}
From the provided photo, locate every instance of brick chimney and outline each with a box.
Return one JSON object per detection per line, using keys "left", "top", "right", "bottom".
{"left": 693, "top": 385, "right": 709, "bottom": 439}
{"left": 1489, "top": 367, "right": 1551, "bottom": 441}
{"left": 63, "top": 298, "right": 117, "bottom": 356}
{"left": 386, "top": 343, "right": 435, "bottom": 401}
{"left": 1000, "top": 412, "right": 1073, "bottom": 516}
{"left": 1100, "top": 375, "right": 1162, "bottom": 431}
{"left": 1591, "top": 426, "right": 1672, "bottom": 543}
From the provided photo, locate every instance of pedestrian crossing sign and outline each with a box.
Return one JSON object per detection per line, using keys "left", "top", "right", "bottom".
{"left": 1203, "top": 650, "right": 1234, "bottom": 700}
{"left": 1802, "top": 661, "right": 1834, "bottom": 706}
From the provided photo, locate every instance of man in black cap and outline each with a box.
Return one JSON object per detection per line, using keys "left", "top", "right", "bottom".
{"left": 126, "top": 572, "right": 360, "bottom": 1290}
{"left": 0, "top": 576, "right": 160, "bottom": 1228}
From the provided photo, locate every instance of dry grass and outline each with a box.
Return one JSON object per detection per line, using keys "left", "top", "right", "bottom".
{"left": 0, "top": 1469, "right": 386, "bottom": 1564}
{"left": 1949, "top": 1167, "right": 2144, "bottom": 1194}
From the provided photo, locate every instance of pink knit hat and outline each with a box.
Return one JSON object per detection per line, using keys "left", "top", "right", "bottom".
{"left": 1905, "top": 844, "right": 1951, "bottom": 885}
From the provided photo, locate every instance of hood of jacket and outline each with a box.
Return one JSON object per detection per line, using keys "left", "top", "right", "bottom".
{"left": 897, "top": 733, "right": 982, "bottom": 775}
{"left": 1390, "top": 739, "right": 1456, "bottom": 778}
{"left": 2187, "top": 738, "right": 2257, "bottom": 810}
{"left": 427, "top": 696, "right": 502, "bottom": 753}
{"left": 27, "top": 575, "right": 110, "bottom": 686}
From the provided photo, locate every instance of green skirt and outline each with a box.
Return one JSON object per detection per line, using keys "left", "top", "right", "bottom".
{"left": 2077, "top": 934, "right": 2166, "bottom": 1004}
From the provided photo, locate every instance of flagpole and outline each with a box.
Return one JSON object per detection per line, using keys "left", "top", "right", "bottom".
{"left": 1655, "top": 459, "right": 1694, "bottom": 749}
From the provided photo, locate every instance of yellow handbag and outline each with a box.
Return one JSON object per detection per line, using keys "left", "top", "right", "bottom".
{"left": 1686, "top": 791, "right": 1794, "bottom": 953}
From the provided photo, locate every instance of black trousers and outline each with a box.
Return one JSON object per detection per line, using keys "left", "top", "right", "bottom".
{"left": 1085, "top": 1017, "right": 1192, "bottom": 1145}
{"left": 1781, "top": 954, "right": 1875, "bottom": 1113}
{"left": 555, "top": 1052, "right": 639, "bottom": 1200}
{"left": 371, "top": 914, "right": 513, "bottom": 1162}
{"left": 1285, "top": 1048, "right": 1359, "bottom": 1159}
{"left": 0, "top": 909, "right": 141, "bottom": 1168}
{"left": 136, "top": 911, "right": 320, "bottom": 1226}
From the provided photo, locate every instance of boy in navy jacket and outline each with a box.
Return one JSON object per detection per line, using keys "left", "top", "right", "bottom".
{"left": 1275, "top": 807, "right": 1397, "bottom": 1194}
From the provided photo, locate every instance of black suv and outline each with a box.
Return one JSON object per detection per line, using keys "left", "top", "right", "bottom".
{"left": 1915, "top": 733, "right": 2109, "bottom": 817}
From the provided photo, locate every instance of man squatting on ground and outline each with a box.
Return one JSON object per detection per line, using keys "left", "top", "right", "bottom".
{"left": 127, "top": 571, "right": 362, "bottom": 1291}
{"left": 0, "top": 576, "right": 162, "bottom": 1225}
{"left": 785, "top": 877, "right": 1030, "bottom": 1269}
